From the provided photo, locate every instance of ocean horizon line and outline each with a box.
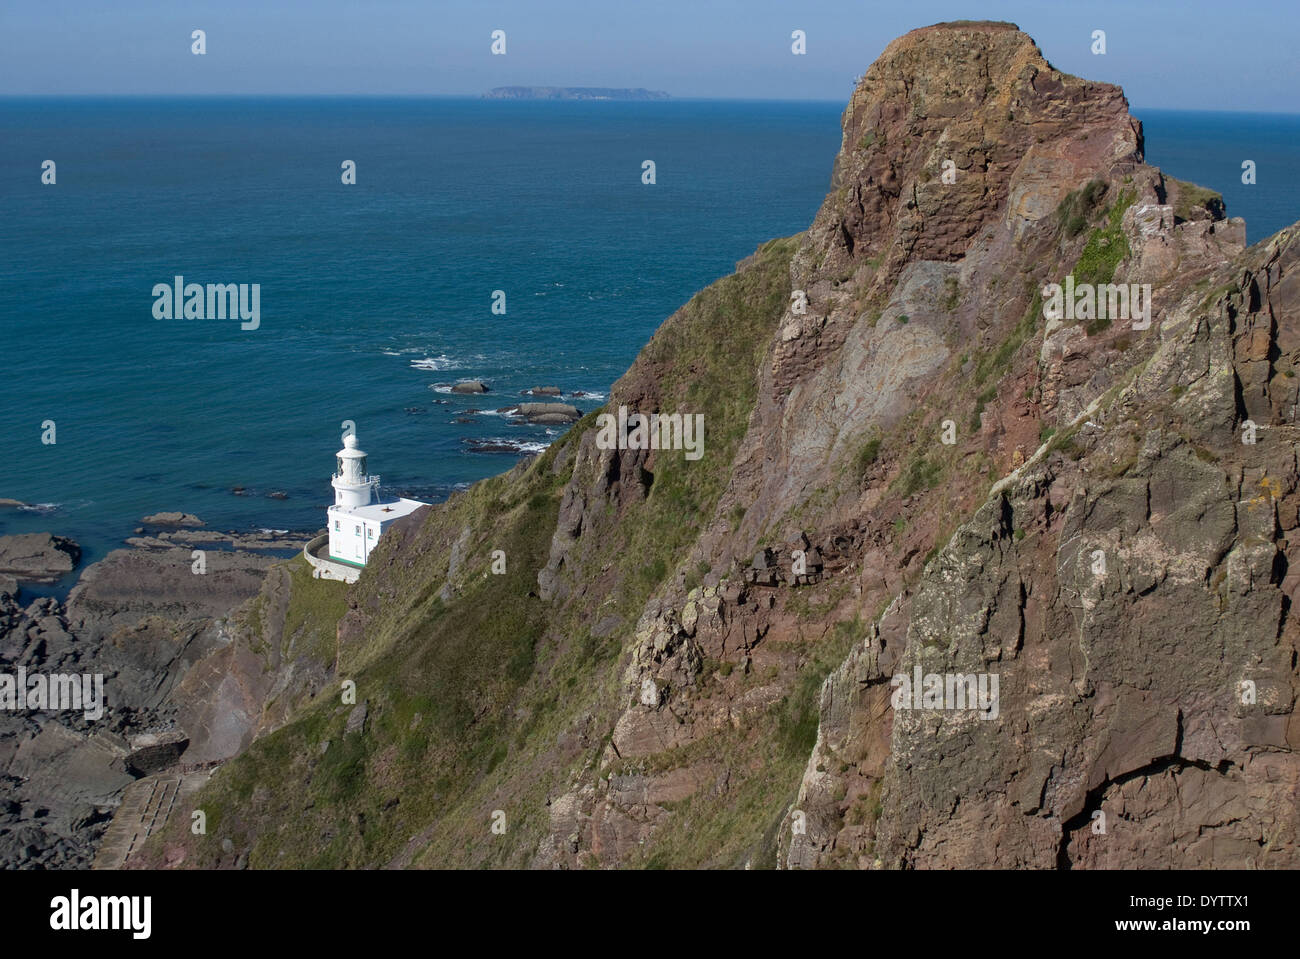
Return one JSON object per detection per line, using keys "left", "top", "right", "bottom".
{"left": 3, "top": 93, "right": 1299, "bottom": 116}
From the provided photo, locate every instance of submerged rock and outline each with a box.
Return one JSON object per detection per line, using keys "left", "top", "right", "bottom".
{"left": 141, "top": 511, "right": 204, "bottom": 527}
{"left": 514, "top": 402, "right": 580, "bottom": 424}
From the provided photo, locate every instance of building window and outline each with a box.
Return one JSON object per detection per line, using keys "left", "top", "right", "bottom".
{"left": 355, "top": 525, "right": 361, "bottom": 536}
{"left": 334, "top": 520, "right": 340, "bottom": 531}
{"left": 368, "top": 528, "right": 374, "bottom": 539}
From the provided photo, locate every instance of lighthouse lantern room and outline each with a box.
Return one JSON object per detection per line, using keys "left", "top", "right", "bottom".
{"left": 325, "top": 433, "right": 427, "bottom": 568}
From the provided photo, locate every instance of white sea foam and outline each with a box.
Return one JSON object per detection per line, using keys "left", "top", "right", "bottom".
{"left": 410, "top": 354, "right": 459, "bottom": 371}
{"left": 467, "top": 438, "right": 551, "bottom": 455}
{"left": 18, "top": 503, "right": 59, "bottom": 514}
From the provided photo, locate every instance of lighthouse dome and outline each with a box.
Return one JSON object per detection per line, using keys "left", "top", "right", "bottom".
{"left": 338, "top": 433, "right": 366, "bottom": 459}
{"left": 333, "top": 430, "right": 372, "bottom": 505}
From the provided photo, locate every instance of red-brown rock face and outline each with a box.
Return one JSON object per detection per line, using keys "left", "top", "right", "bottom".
{"left": 819, "top": 21, "right": 1139, "bottom": 282}
{"left": 767, "top": 23, "right": 1295, "bottom": 870}
{"left": 568, "top": 20, "right": 1293, "bottom": 870}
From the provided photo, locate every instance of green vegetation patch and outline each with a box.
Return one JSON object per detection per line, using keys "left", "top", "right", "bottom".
{"left": 854, "top": 436, "right": 882, "bottom": 480}
{"left": 611, "top": 235, "right": 798, "bottom": 619}
{"left": 1069, "top": 188, "right": 1135, "bottom": 289}
{"left": 1169, "top": 177, "right": 1224, "bottom": 222}
{"left": 1055, "top": 178, "right": 1108, "bottom": 239}
{"left": 281, "top": 556, "right": 349, "bottom": 666}
{"left": 894, "top": 454, "right": 943, "bottom": 497}
{"left": 776, "top": 618, "right": 861, "bottom": 758}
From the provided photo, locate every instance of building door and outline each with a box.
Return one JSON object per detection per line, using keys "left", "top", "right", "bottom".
{"left": 354, "top": 524, "right": 364, "bottom": 561}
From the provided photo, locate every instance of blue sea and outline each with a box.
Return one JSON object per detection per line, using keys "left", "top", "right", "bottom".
{"left": 1136, "top": 109, "right": 1300, "bottom": 244}
{"left": 1, "top": 99, "right": 1298, "bottom": 580}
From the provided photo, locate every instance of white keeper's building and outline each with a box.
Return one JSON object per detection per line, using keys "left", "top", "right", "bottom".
{"left": 325, "top": 433, "right": 427, "bottom": 568}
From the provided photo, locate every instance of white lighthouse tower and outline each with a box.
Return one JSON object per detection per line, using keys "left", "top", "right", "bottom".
{"left": 321, "top": 432, "right": 428, "bottom": 571}
{"left": 332, "top": 434, "right": 376, "bottom": 508}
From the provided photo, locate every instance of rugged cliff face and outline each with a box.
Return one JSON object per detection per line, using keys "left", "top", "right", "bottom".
{"left": 0, "top": 531, "right": 328, "bottom": 868}
{"left": 137, "top": 21, "right": 1297, "bottom": 869}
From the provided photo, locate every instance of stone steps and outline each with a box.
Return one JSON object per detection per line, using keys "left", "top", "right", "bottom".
{"left": 92, "top": 772, "right": 207, "bottom": 869}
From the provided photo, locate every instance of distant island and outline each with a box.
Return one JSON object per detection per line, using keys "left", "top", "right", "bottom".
{"left": 484, "top": 86, "right": 670, "bottom": 100}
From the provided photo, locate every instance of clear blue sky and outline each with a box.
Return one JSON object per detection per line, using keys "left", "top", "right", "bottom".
{"left": 2, "top": 0, "right": 1295, "bottom": 111}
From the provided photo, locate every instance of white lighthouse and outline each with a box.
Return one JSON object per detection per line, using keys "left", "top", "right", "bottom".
{"left": 321, "top": 433, "right": 428, "bottom": 571}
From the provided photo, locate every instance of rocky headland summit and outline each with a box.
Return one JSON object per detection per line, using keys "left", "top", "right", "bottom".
{"left": 6, "top": 21, "right": 1297, "bottom": 870}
